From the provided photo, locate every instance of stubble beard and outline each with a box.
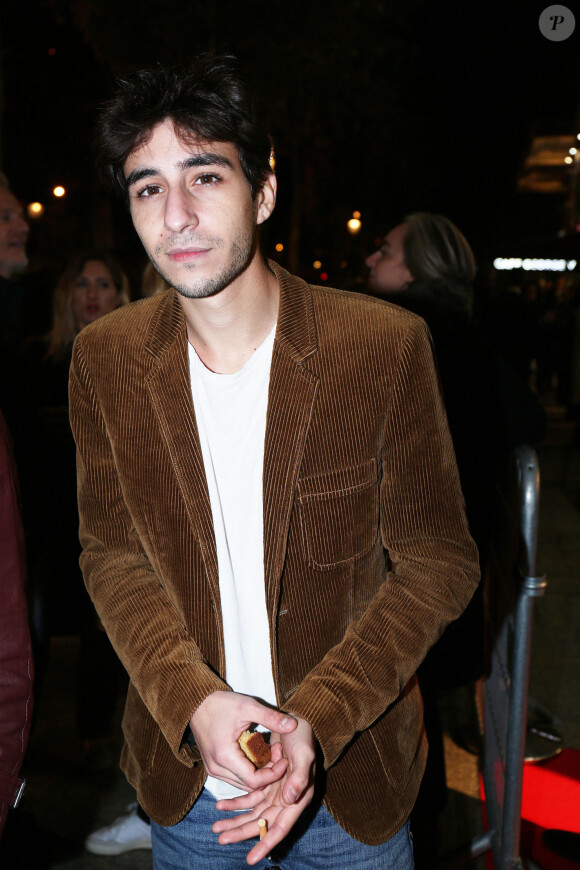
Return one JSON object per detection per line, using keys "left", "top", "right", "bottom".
{"left": 149, "top": 232, "right": 256, "bottom": 300}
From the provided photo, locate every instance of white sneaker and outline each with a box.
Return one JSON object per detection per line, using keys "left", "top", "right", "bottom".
{"left": 85, "top": 802, "right": 152, "bottom": 855}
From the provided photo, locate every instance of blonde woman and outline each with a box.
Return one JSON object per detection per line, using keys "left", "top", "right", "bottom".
{"left": 27, "top": 251, "right": 130, "bottom": 771}
{"left": 46, "top": 251, "right": 130, "bottom": 359}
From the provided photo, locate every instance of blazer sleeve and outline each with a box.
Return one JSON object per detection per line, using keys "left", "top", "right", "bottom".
{"left": 69, "top": 338, "right": 228, "bottom": 765}
{"left": 285, "top": 318, "right": 480, "bottom": 768}
{"left": 0, "top": 412, "right": 33, "bottom": 836}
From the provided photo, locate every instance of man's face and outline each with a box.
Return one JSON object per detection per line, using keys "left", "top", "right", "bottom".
{"left": 366, "top": 223, "right": 413, "bottom": 295}
{"left": 124, "top": 120, "right": 273, "bottom": 300}
{"left": 0, "top": 188, "right": 29, "bottom": 280}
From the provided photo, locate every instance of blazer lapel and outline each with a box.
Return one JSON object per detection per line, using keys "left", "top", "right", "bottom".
{"left": 143, "top": 293, "right": 220, "bottom": 604}
{"left": 263, "top": 263, "right": 319, "bottom": 612}
{"left": 140, "top": 267, "right": 319, "bottom": 617}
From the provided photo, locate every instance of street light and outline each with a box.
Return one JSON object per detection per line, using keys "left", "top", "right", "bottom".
{"left": 27, "top": 202, "right": 44, "bottom": 218}
{"left": 347, "top": 210, "right": 362, "bottom": 235}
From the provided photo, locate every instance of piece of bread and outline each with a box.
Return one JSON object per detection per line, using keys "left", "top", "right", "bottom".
{"left": 238, "top": 730, "right": 271, "bottom": 768}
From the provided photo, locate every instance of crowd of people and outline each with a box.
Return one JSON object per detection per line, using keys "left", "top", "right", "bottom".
{"left": 0, "top": 53, "right": 570, "bottom": 870}
{"left": 483, "top": 276, "right": 580, "bottom": 419}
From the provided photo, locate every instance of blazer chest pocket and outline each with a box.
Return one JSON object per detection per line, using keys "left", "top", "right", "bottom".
{"left": 297, "top": 458, "right": 379, "bottom": 570}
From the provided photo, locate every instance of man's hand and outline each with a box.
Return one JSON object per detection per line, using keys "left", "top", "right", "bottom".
{"left": 190, "top": 691, "right": 296, "bottom": 792}
{"left": 212, "top": 716, "right": 316, "bottom": 866}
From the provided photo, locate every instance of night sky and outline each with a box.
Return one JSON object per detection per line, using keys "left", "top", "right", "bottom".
{"left": 1, "top": 0, "right": 579, "bottom": 296}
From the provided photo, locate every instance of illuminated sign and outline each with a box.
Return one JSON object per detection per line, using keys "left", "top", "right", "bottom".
{"left": 493, "top": 258, "right": 577, "bottom": 272}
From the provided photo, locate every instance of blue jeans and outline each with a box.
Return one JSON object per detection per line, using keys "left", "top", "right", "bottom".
{"left": 151, "top": 788, "right": 414, "bottom": 869}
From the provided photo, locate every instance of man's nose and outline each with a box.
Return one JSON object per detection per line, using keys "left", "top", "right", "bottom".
{"left": 366, "top": 250, "right": 379, "bottom": 268}
{"left": 164, "top": 188, "right": 199, "bottom": 233}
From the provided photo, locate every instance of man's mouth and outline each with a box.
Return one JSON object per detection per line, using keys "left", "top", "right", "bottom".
{"left": 166, "top": 247, "right": 211, "bottom": 263}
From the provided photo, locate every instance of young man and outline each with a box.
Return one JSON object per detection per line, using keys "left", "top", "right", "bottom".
{"left": 69, "top": 56, "right": 479, "bottom": 869}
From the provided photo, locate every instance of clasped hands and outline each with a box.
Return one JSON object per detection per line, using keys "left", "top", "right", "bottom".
{"left": 190, "top": 690, "right": 316, "bottom": 866}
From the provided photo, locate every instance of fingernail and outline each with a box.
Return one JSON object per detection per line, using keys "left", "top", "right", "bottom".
{"left": 280, "top": 716, "right": 293, "bottom": 728}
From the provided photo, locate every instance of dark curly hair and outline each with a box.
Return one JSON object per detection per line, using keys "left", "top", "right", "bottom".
{"left": 96, "top": 54, "right": 273, "bottom": 202}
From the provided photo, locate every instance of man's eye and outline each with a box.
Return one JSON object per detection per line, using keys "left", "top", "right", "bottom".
{"left": 137, "top": 184, "right": 163, "bottom": 198}
{"left": 194, "top": 173, "right": 220, "bottom": 186}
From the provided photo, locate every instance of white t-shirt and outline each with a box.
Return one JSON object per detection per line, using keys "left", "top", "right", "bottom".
{"left": 188, "top": 325, "right": 277, "bottom": 800}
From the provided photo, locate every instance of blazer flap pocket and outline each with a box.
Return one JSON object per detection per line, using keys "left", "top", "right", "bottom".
{"left": 297, "top": 458, "right": 377, "bottom": 502}
{"left": 297, "top": 458, "right": 379, "bottom": 569}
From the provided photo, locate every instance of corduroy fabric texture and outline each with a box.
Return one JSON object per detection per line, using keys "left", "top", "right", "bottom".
{"left": 69, "top": 261, "right": 479, "bottom": 845}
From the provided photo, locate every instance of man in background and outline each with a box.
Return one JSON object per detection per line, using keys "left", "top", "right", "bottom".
{"left": 0, "top": 406, "right": 33, "bottom": 839}
{"left": 0, "top": 176, "right": 29, "bottom": 439}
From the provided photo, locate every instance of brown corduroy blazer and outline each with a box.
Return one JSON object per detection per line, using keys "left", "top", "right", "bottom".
{"left": 69, "top": 261, "right": 479, "bottom": 845}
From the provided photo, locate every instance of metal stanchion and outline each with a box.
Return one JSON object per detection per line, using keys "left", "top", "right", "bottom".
{"left": 499, "top": 447, "right": 547, "bottom": 870}
{"left": 441, "top": 446, "right": 547, "bottom": 869}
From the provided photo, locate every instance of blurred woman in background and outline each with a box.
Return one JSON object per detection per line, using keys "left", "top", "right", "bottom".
{"left": 26, "top": 251, "right": 130, "bottom": 771}
{"left": 367, "top": 212, "right": 545, "bottom": 563}
{"left": 366, "top": 213, "right": 546, "bottom": 865}
{"left": 46, "top": 253, "right": 130, "bottom": 359}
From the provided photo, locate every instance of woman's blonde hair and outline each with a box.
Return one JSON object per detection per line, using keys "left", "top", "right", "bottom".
{"left": 46, "top": 251, "right": 130, "bottom": 359}
{"left": 403, "top": 213, "right": 476, "bottom": 311}
{"left": 141, "top": 261, "right": 171, "bottom": 298}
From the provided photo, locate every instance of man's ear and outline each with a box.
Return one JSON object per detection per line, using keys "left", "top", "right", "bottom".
{"left": 255, "top": 173, "right": 277, "bottom": 225}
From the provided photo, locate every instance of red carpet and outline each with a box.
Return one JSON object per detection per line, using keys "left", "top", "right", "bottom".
{"left": 481, "top": 748, "right": 580, "bottom": 869}
{"left": 521, "top": 748, "right": 580, "bottom": 869}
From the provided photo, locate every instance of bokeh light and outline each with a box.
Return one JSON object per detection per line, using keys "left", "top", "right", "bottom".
{"left": 27, "top": 202, "right": 44, "bottom": 218}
